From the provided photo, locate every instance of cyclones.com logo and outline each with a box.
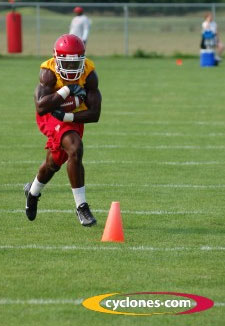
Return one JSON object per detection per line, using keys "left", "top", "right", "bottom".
{"left": 82, "top": 292, "right": 214, "bottom": 316}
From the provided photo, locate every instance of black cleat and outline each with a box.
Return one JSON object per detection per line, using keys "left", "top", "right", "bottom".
{"left": 24, "top": 183, "right": 41, "bottom": 221}
{"left": 76, "top": 203, "right": 97, "bottom": 227}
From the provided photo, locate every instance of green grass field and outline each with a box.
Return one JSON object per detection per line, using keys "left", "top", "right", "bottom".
{"left": 0, "top": 56, "right": 225, "bottom": 325}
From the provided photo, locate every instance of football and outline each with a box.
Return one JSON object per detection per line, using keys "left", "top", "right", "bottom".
{"left": 59, "top": 95, "right": 83, "bottom": 113}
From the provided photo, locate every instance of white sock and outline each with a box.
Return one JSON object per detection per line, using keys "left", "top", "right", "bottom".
{"left": 30, "top": 176, "right": 45, "bottom": 196}
{"left": 72, "top": 186, "right": 86, "bottom": 208}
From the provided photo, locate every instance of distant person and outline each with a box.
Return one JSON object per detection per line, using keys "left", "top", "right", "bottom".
{"left": 69, "top": 7, "right": 91, "bottom": 46}
{"left": 201, "top": 12, "right": 224, "bottom": 61}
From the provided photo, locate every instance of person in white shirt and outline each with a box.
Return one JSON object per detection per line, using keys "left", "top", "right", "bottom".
{"left": 69, "top": 7, "right": 91, "bottom": 46}
{"left": 201, "top": 12, "right": 224, "bottom": 60}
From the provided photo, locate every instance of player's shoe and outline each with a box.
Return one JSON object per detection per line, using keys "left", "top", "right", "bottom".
{"left": 76, "top": 203, "right": 96, "bottom": 227}
{"left": 24, "top": 183, "right": 41, "bottom": 221}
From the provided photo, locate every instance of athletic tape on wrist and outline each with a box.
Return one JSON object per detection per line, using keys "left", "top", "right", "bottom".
{"left": 75, "top": 96, "right": 80, "bottom": 107}
{"left": 63, "top": 113, "right": 74, "bottom": 122}
{"left": 57, "top": 86, "right": 70, "bottom": 100}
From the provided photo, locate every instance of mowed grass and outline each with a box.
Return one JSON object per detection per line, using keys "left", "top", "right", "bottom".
{"left": 0, "top": 56, "right": 225, "bottom": 325}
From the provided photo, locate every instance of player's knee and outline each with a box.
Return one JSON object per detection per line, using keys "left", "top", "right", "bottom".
{"left": 46, "top": 161, "right": 61, "bottom": 172}
{"left": 67, "top": 141, "right": 83, "bottom": 163}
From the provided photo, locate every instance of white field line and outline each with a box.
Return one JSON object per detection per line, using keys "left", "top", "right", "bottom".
{"left": 0, "top": 298, "right": 83, "bottom": 305}
{"left": 2, "top": 131, "right": 225, "bottom": 138}
{"left": 0, "top": 297, "right": 223, "bottom": 306}
{"left": 1, "top": 144, "right": 225, "bottom": 150}
{"left": 86, "top": 131, "right": 225, "bottom": 137}
{"left": 214, "top": 303, "right": 225, "bottom": 307}
{"left": 0, "top": 160, "right": 224, "bottom": 166}
{"left": 3, "top": 120, "right": 225, "bottom": 125}
{"left": 86, "top": 145, "right": 225, "bottom": 150}
{"left": 2, "top": 121, "right": 36, "bottom": 124}
{"left": 1, "top": 183, "right": 225, "bottom": 190}
{"left": 0, "top": 145, "right": 41, "bottom": 149}
{"left": 159, "top": 161, "right": 223, "bottom": 165}
{"left": 0, "top": 244, "right": 225, "bottom": 252}
{"left": 138, "top": 121, "right": 225, "bottom": 126}
{"left": 0, "top": 209, "right": 205, "bottom": 216}
{"left": 3, "top": 119, "right": 225, "bottom": 125}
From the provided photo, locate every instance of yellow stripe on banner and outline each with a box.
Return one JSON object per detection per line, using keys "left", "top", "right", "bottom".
{"left": 82, "top": 293, "right": 173, "bottom": 316}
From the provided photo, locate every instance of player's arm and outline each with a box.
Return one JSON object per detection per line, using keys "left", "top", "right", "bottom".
{"left": 74, "top": 70, "right": 101, "bottom": 123}
{"left": 35, "top": 69, "right": 66, "bottom": 116}
{"left": 35, "top": 68, "right": 87, "bottom": 117}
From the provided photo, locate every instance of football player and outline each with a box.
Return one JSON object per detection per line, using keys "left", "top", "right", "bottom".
{"left": 69, "top": 7, "right": 91, "bottom": 46}
{"left": 24, "top": 34, "right": 101, "bottom": 227}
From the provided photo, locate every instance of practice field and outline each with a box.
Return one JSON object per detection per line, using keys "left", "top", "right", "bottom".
{"left": 1, "top": 7, "right": 225, "bottom": 56}
{"left": 0, "top": 56, "right": 225, "bottom": 325}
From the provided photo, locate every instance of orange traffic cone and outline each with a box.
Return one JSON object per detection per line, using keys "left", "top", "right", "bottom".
{"left": 101, "top": 202, "right": 124, "bottom": 242}
{"left": 176, "top": 58, "right": 183, "bottom": 66}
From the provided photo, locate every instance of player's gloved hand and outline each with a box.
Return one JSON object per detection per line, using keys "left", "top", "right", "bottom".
{"left": 52, "top": 109, "right": 65, "bottom": 121}
{"left": 51, "top": 109, "right": 74, "bottom": 122}
{"left": 67, "top": 84, "right": 86, "bottom": 100}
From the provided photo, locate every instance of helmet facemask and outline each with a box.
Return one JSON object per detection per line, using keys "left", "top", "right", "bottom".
{"left": 55, "top": 53, "right": 85, "bottom": 81}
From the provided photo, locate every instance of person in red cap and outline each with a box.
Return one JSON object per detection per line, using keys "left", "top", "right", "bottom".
{"left": 69, "top": 7, "right": 91, "bottom": 46}
{"left": 74, "top": 7, "right": 83, "bottom": 14}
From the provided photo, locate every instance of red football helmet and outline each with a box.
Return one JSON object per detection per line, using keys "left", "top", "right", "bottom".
{"left": 54, "top": 34, "right": 85, "bottom": 81}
